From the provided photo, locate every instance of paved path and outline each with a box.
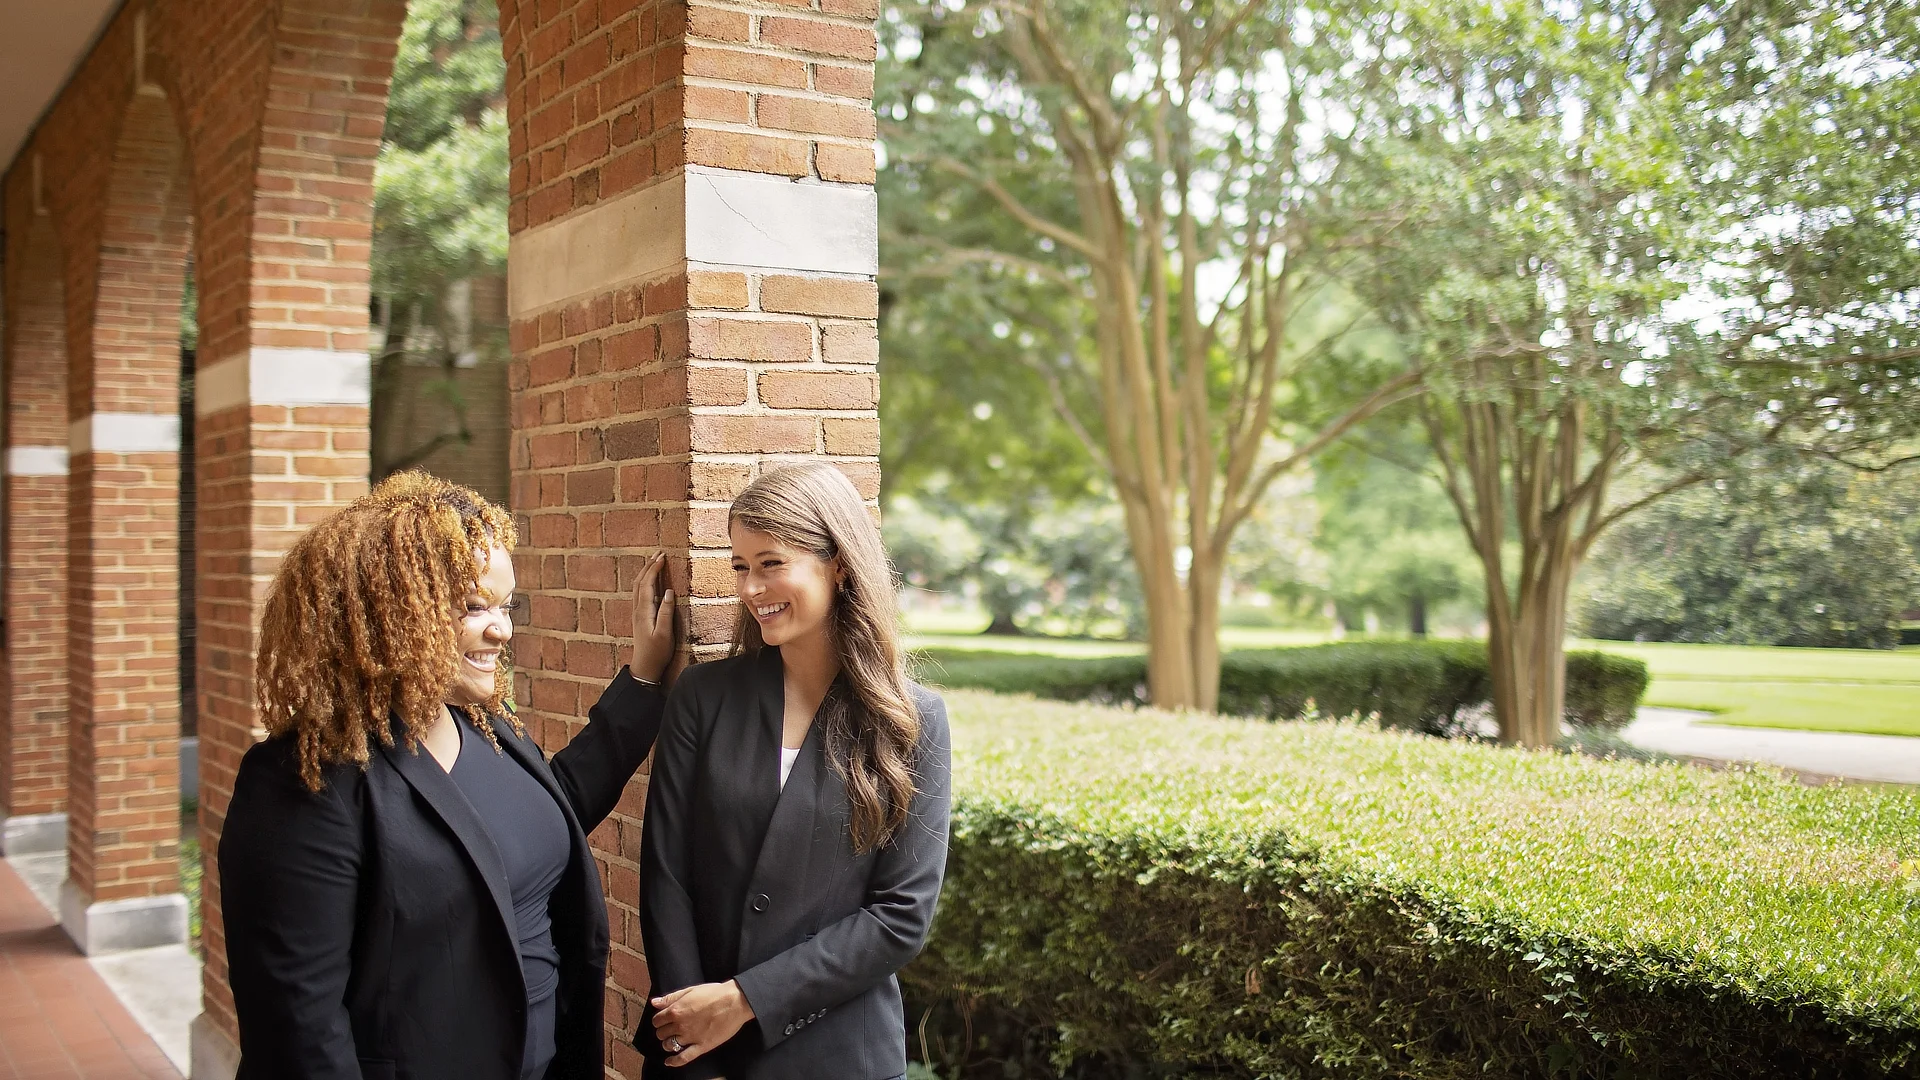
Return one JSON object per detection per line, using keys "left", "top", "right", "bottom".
{"left": 0, "top": 859, "right": 180, "bottom": 1080}
{"left": 4, "top": 856, "right": 197, "bottom": 1077}
{"left": 1624, "top": 706, "right": 1920, "bottom": 785}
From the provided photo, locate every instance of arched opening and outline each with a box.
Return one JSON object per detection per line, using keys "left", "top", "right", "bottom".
{"left": 368, "top": 0, "right": 512, "bottom": 506}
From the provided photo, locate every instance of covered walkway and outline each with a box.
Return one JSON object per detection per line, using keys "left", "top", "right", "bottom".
{"left": 0, "top": 1, "right": 883, "bottom": 1076}
{"left": 0, "top": 857, "right": 178, "bottom": 1080}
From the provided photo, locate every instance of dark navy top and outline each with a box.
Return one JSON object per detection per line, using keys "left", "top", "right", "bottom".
{"left": 449, "top": 712, "right": 570, "bottom": 1080}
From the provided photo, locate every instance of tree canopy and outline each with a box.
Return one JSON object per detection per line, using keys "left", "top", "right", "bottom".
{"left": 1342, "top": 0, "right": 1919, "bottom": 743}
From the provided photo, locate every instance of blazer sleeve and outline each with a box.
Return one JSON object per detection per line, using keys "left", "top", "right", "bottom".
{"left": 547, "top": 667, "right": 666, "bottom": 833}
{"left": 732, "top": 691, "right": 953, "bottom": 1049}
{"left": 636, "top": 675, "right": 723, "bottom": 1073}
{"left": 219, "top": 744, "right": 365, "bottom": 1080}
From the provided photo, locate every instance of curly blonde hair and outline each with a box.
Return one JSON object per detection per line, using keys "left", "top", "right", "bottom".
{"left": 257, "top": 471, "right": 521, "bottom": 792}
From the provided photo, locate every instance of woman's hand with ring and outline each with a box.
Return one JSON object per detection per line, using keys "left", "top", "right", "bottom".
{"left": 651, "top": 980, "right": 754, "bottom": 1067}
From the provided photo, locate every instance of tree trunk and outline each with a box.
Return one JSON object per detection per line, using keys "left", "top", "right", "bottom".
{"left": 1408, "top": 592, "right": 1428, "bottom": 638}
{"left": 1119, "top": 492, "right": 1196, "bottom": 709}
{"left": 1188, "top": 547, "right": 1226, "bottom": 712}
{"left": 1485, "top": 529, "right": 1581, "bottom": 747}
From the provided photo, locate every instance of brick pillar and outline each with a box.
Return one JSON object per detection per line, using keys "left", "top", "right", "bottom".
{"left": 0, "top": 202, "right": 71, "bottom": 856}
{"left": 60, "top": 91, "right": 192, "bottom": 954}
{"left": 499, "top": 0, "right": 881, "bottom": 1071}
{"left": 187, "top": 2, "right": 399, "bottom": 1067}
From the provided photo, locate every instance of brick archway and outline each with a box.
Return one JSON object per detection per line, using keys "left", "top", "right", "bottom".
{"left": 60, "top": 82, "right": 196, "bottom": 955}
{"left": 189, "top": 4, "right": 409, "bottom": 1065}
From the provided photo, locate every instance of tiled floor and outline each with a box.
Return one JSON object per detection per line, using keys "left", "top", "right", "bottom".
{"left": 0, "top": 860, "right": 180, "bottom": 1080}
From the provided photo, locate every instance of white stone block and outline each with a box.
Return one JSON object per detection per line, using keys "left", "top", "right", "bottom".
{"left": 507, "top": 166, "right": 879, "bottom": 318}
{"left": 195, "top": 347, "right": 372, "bottom": 416}
{"left": 70, "top": 413, "right": 182, "bottom": 455}
{"left": 4, "top": 446, "right": 69, "bottom": 476}
{"left": 60, "top": 878, "right": 188, "bottom": 954}
{"left": 0, "top": 811, "right": 66, "bottom": 854}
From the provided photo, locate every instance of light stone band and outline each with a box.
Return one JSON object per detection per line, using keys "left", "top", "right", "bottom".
{"left": 195, "top": 347, "right": 373, "bottom": 417}
{"left": 4, "top": 446, "right": 70, "bottom": 476}
{"left": 69, "top": 413, "right": 181, "bottom": 454}
{"left": 507, "top": 165, "right": 879, "bottom": 318}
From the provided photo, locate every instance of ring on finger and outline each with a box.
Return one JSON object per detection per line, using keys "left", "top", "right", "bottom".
{"left": 664, "top": 1037, "right": 684, "bottom": 1054}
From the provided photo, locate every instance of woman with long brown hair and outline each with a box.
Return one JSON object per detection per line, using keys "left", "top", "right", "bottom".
{"left": 220, "top": 471, "right": 677, "bottom": 1080}
{"left": 636, "top": 462, "right": 952, "bottom": 1079}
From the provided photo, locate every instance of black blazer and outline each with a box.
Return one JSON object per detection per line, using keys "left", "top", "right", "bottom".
{"left": 220, "top": 672, "right": 664, "bottom": 1080}
{"left": 636, "top": 647, "right": 952, "bottom": 1080}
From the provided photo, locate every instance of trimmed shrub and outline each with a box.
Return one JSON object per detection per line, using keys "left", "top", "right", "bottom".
{"left": 911, "top": 640, "right": 1647, "bottom": 732}
{"left": 1563, "top": 650, "right": 1652, "bottom": 730}
{"left": 909, "top": 650, "right": 1150, "bottom": 707}
{"left": 905, "top": 691, "right": 1920, "bottom": 1079}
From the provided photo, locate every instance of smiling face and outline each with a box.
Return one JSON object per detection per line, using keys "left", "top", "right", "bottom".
{"left": 447, "top": 544, "right": 515, "bottom": 706}
{"left": 731, "top": 521, "right": 841, "bottom": 649}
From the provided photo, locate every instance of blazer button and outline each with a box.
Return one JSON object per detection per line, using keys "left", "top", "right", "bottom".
{"left": 784, "top": 1024, "right": 794, "bottom": 1036}
{"left": 751, "top": 893, "right": 770, "bottom": 912}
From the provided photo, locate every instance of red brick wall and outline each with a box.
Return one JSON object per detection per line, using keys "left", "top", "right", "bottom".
{"left": 63, "top": 88, "right": 192, "bottom": 906}
{"left": 0, "top": 208, "right": 71, "bottom": 823}
{"left": 498, "top": 0, "right": 882, "bottom": 1072}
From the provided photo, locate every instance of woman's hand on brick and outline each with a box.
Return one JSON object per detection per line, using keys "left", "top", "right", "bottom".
{"left": 629, "top": 553, "right": 676, "bottom": 684}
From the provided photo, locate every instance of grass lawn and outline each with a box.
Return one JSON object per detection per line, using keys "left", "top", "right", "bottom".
{"left": 904, "top": 613, "right": 1920, "bottom": 737}
{"left": 1579, "top": 640, "right": 1920, "bottom": 738}
{"left": 902, "top": 625, "right": 1332, "bottom": 656}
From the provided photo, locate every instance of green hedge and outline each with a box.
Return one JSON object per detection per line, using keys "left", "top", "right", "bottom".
{"left": 910, "top": 640, "right": 1650, "bottom": 732}
{"left": 905, "top": 691, "right": 1920, "bottom": 1078}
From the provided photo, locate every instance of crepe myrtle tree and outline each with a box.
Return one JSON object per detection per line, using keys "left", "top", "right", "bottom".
{"left": 881, "top": 0, "right": 1423, "bottom": 710}
{"left": 1355, "top": 0, "right": 1920, "bottom": 745}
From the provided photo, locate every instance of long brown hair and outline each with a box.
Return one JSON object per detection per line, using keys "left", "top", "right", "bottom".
{"left": 729, "top": 463, "right": 920, "bottom": 852}
{"left": 257, "top": 471, "right": 520, "bottom": 792}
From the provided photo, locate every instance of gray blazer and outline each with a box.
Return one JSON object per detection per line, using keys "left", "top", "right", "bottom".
{"left": 636, "top": 646, "right": 952, "bottom": 1080}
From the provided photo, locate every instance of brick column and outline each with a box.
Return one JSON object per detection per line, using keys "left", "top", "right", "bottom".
{"left": 187, "top": 3, "right": 398, "bottom": 1069}
{"left": 60, "top": 91, "right": 192, "bottom": 955}
{"left": 0, "top": 205, "right": 71, "bottom": 856}
{"left": 499, "top": 0, "right": 881, "bottom": 1071}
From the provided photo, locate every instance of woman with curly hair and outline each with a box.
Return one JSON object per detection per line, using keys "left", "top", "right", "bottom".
{"left": 220, "top": 471, "right": 677, "bottom": 1080}
{"left": 636, "top": 462, "right": 951, "bottom": 1080}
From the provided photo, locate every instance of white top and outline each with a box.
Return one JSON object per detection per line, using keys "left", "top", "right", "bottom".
{"left": 779, "top": 746, "right": 802, "bottom": 789}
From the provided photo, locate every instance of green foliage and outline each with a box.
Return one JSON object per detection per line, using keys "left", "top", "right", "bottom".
{"left": 373, "top": 111, "right": 508, "bottom": 308}
{"left": 1577, "top": 462, "right": 1920, "bottom": 651}
{"left": 1561, "top": 651, "right": 1652, "bottom": 731}
{"left": 911, "top": 641, "right": 1647, "bottom": 732}
{"left": 1311, "top": 437, "right": 1482, "bottom": 635}
{"left": 384, "top": 0, "right": 506, "bottom": 153}
{"left": 181, "top": 834, "right": 201, "bottom": 948}
{"left": 905, "top": 691, "right": 1920, "bottom": 1079}
{"left": 372, "top": 0, "right": 508, "bottom": 310}
{"left": 887, "top": 490, "right": 1144, "bottom": 638}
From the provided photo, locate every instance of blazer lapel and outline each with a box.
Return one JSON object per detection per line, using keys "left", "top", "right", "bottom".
{"left": 734, "top": 646, "right": 787, "bottom": 830}
{"left": 761, "top": 710, "right": 827, "bottom": 848}
{"left": 742, "top": 662, "right": 833, "bottom": 919}
{"left": 378, "top": 715, "right": 521, "bottom": 949}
